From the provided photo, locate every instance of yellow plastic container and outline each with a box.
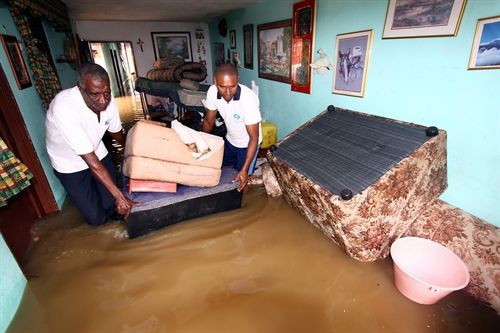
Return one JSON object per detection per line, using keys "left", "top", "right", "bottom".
{"left": 261, "top": 121, "right": 277, "bottom": 149}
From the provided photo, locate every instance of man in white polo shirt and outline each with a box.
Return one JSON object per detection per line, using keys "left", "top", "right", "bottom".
{"left": 202, "top": 63, "right": 262, "bottom": 192}
{"left": 46, "top": 63, "right": 137, "bottom": 226}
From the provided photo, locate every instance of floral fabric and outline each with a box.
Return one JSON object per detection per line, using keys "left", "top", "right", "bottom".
{"left": 405, "top": 200, "right": 500, "bottom": 314}
{"left": 268, "top": 121, "right": 447, "bottom": 262}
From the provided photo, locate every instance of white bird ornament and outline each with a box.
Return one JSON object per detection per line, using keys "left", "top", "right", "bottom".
{"left": 310, "top": 48, "right": 333, "bottom": 75}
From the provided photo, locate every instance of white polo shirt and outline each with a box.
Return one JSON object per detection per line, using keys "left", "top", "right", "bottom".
{"left": 205, "top": 84, "right": 262, "bottom": 148}
{"left": 45, "top": 86, "right": 122, "bottom": 173}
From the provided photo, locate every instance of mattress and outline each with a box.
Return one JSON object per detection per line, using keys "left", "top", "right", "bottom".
{"left": 268, "top": 106, "right": 447, "bottom": 261}
{"left": 125, "top": 120, "right": 223, "bottom": 170}
{"left": 127, "top": 167, "right": 243, "bottom": 238}
{"left": 122, "top": 155, "right": 221, "bottom": 187}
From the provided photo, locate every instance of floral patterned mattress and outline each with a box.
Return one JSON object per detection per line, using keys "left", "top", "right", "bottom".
{"left": 268, "top": 106, "right": 447, "bottom": 261}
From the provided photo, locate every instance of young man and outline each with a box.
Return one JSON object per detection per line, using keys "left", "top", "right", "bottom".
{"left": 45, "top": 63, "right": 138, "bottom": 225}
{"left": 202, "top": 63, "right": 262, "bottom": 192}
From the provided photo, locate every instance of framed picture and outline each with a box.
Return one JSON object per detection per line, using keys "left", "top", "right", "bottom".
{"left": 151, "top": 31, "right": 192, "bottom": 62}
{"left": 257, "top": 19, "right": 292, "bottom": 83}
{"left": 243, "top": 24, "right": 253, "bottom": 69}
{"left": 231, "top": 51, "right": 241, "bottom": 69}
{"left": 295, "top": 2, "right": 313, "bottom": 37}
{"left": 291, "top": 0, "right": 316, "bottom": 94}
{"left": 0, "top": 34, "right": 32, "bottom": 90}
{"left": 382, "top": 0, "right": 467, "bottom": 39}
{"left": 214, "top": 42, "right": 225, "bottom": 66}
{"left": 230, "top": 30, "right": 236, "bottom": 49}
{"left": 332, "top": 29, "right": 373, "bottom": 97}
{"left": 468, "top": 15, "right": 500, "bottom": 70}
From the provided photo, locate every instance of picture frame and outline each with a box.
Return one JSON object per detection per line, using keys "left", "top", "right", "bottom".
{"left": 214, "top": 42, "right": 225, "bottom": 66}
{"left": 295, "top": 2, "right": 313, "bottom": 37}
{"left": 230, "top": 30, "right": 236, "bottom": 49}
{"left": 0, "top": 34, "right": 32, "bottom": 90}
{"left": 468, "top": 15, "right": 500, "bottom": 70}
{"left": 382, "top": 0, "right": 467, "bottom": 39}
{"left": 243, "top": 24, "right": 253, "bottom": 69}
{"left": 291, "top": 0, "right": 316, "bottom": 94}
{"left": 151, "top": 31, "right": 192, "bottom": 62}
{"left": 257, "top": 19, "right": 292, "bottom": 84}
{"left": 332, "top": 29, "right": 373, "bottom": 97}
{"left": 231, "top": 51, "right": 241, "bottom": 69}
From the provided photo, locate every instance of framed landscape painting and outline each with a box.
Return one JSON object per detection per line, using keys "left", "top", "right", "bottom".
{"left": 332, "top": 30, "right": 373, "bottom": 97}
{"left": 468, "top": 15, "right": 500, "bottom": 70}
{"left": 151, "top": 31, "right": 192, "bottom": 62}
{"left": 383, "top": 0, "right": 467, "bottom": 38}
{"left": 257, "top": 19, "right": 292, "bottom": 83}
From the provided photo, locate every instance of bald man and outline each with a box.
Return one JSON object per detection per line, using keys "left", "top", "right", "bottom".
{"left": 46, "top": 63, "right": 138, "bottom": 225}
{"left": 202, "top": 64, "right": 262, "bottom": 192}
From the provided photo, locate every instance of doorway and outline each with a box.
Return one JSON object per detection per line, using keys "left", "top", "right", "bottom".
{"left": 0, "top": 64, "right": 58, "bottom": 266}
{"left": 88, "top": 41, "right": 143, "bottom": 125}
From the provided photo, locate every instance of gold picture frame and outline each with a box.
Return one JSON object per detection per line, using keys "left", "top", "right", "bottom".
{"left": 468, "top": 15, "right": 500, "bottom": 70}
{"left": 332, "top": 29, "right": 373, "bottom": 98}
{"left": 382, "top": 0, "right": 467, "bottom": 39}
{"left": 0, "top": 34, "right": 32, "bottom": 90}
{"left": 151, "top": 31, "right": 192, "bottom": 62}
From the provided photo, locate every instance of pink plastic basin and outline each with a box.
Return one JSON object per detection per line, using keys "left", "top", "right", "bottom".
{"left": 390, "top": 237, "right": 470, "bottom": 304}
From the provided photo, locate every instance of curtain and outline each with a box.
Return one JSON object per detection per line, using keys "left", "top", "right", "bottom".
{"left": 0, "top": 136, "right": 33, "bottom": 207}
{"left": 8, "top": 0, "right": 72, "bottom": 109}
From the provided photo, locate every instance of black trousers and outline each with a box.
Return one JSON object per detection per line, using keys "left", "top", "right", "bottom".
{"left": 54, "top": 154, "right": 116, "bottom": 226}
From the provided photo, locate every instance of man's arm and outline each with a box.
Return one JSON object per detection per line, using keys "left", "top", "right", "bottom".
{"left": 233, "top": 123, "right": 259, "bottom": 192}
{"left": 202, "top": 109, "right": 217, "bottom": 133}
{"left": 80, "top": 152, "right": 137, "bottom": 217}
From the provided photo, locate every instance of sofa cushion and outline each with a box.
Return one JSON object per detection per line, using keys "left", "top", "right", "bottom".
{"left": 405, "top": 199, "right": 500, "bottom": 314}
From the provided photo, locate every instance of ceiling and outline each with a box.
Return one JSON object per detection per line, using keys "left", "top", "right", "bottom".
{"left": 60, "top": 0, "right": 261, "bottom": 22}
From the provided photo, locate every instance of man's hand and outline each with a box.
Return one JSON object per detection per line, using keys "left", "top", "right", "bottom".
{"left": 81, "top": 152, "right": 139, "bottom": 218}
{"left": 233, "top": 170, "right": 249, "bottom": 192}
{"left": 114, "top": 192, "right": 139, "bottom": 218}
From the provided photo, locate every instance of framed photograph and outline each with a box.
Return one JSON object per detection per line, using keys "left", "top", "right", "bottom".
{"left": 0, "top": 34, "right": 32, "bottom": 90}
{"left": 231, "top": 51, "right": 241, "bottom": 69}
{"left": 382, "top": 0, "right": 467, "bottom": 39}
{"left": 151, "top": 31, "right": 192, "bottom": 62}
{"left": 214, "top": 42, "right": 225, "bottom": 66}
{"left": 292, "top": 0, "right": 316, "bottom": 94}
{"left": 332, "top": 29, "right": 373, "bottom": 97}
{"left": 243, "top": 24, "right": 253, "bottom": 69}
{"left": 230, "top": 30, "right": 236, "bottom": 49}
{"left": 468, "top": 15, "right": 500, "bottom": 70}
{"left": 257, "top": 19, "right": 292, "bottom": 83}
{"left": 295, "top": 2, "right": 313, "bottom": 37}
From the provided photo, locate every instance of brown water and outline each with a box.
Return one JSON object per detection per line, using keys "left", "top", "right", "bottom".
{"left": 8, "top": 187, "right": 499, "bottom": 333}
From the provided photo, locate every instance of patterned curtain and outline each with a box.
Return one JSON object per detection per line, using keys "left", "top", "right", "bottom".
{"left": 8, "top": 0, "right": 72, "bottom": 109}
{"left": 0, "top": 136, "right": 33, "bottom": 207}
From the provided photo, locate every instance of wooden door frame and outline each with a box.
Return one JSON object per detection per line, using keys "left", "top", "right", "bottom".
{"left": 0, "top": 63, "right": 58, "bottom": 215}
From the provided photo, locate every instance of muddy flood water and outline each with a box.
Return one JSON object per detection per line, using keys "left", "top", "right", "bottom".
{"left": 7, "top": 186, "right": 499, "bottom": 333}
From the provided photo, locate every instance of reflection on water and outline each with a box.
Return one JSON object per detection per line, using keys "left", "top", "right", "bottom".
{"left": 8, "top": 187, "right": 499, "bottom": 333}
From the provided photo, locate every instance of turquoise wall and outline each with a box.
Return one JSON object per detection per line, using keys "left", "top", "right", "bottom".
{"left": 0, "top": 7, "right": 73, "bottom": 208}
{"left": 209, "top": 0, "right": 500, "bottom": 226}
{"left": 1, "top": 8, "right": 76, "bottom": 332}
{"left": 0, "top": 235, "right": 26, "bottom": 333}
